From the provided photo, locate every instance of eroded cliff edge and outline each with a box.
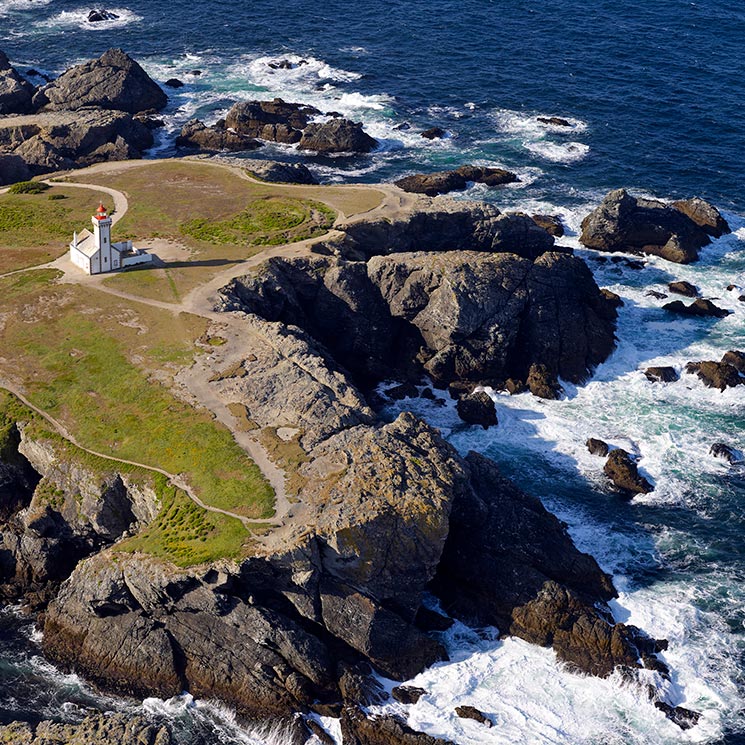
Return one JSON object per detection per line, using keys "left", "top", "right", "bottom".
{"left": 0, "top": 197, "right": 691, "bottom": 742}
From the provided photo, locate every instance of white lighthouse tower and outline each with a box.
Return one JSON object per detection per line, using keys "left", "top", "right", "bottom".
{"left": 91, "top": 202, "right": 114, "bottom": 272}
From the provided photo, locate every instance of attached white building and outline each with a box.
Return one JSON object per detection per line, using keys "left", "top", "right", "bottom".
{"left": 70, "top": 203, "right": 153, "bottom": 275}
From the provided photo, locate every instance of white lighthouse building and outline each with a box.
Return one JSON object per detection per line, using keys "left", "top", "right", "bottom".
{"left": 69, "top": 203, "right": 153, "bottom": 275}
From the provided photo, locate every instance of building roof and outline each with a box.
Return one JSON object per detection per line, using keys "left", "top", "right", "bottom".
{"left": 70, "top": 229, "right": 98, "bottom": 258}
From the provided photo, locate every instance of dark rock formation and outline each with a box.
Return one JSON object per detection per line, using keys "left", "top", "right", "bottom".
{"left": 225, "top": 98, "right": 319, "bottom": 143}
{"left": 603, "top": 449, "right": 653, "bottom": 495}
{"left": 392, "top": 686, "right": 428, "bottom": 705}
{"left": 668, "top": 280, "right": 699, "bottom": 297}
{"left": 298, "top": 118, "right": 378, "bottom": 154}
{"left": 176, "top": 119, "right": 262, "bottom": 152}
{"left": 537, "top": 116, "right": 571, "bottom": 127}
{"left": 672, "top": 197, "right": 731, "bottom": 237}
{"left": 663, "top": 298, "right": 731, "bottom": 318}
{"left": 385, "top": 382, "right": 419, "bottom": 400}
{"left": 421, "top": 127, "right": 446, "bottom": 139}
{"left": 526, "top": 363, "right": 562, "bottom": 400}
{"left": 456, "top": 391, "right": 498, "bottom": 429}
{"left": 33, "top": 48, "right": 167, "bottom": 113}
{"left": 646, "top": 290, "right": 668, "bottom": 300}
{"left": 684, "top": 360, "right": 743, "bottom": 391}
{"left": 455, "top": 706, "right": 492, "bottom": 727}
{"left": 0, "top": 153, "right": 32, "bottom": 186}
{"left": 87, "top": 9, "right": 120, "bottom": 22}
{"left": 394, "top": 165, "right": 518, "bottom": 196}
{"left": 586, "top": 438, "right": 609, "bottom": 457}
{"left": 644, "top": 366, "right": 679, "bottom": 383}
{"left": 0, "top": 50, "right": 35, "bottom": 115}
{"left": 164, "top": 77, "right": 184, "bottom": 88}
{"left": 220, "top": 247, "right": 617, "bottom": 391}
{"left": 580, "top": 189, "right": 729, "bottom": 263}
{"left": 340, "top": 706, "right": 454, "bottom": 744}
{"left": 0, "top": 713, "right": 170, "bottom": 744}
{"left": 0, "top": 109, "right": 154, "bottom": 178}
{"left": 335, "top": 201, "right": 556, "bottom": 261}
{"left": 721, "top": 350, "right": 745, "bottom": 374}
{"left": 710, "top": 443, "right": 740, "bottom": 465}
{"left": 531, "top": 214, "right": 565, "bottom": 237}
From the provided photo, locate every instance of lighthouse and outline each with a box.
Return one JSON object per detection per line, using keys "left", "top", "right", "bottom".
{"left": 91, "top": 202, "right": 114, "bottom": 272}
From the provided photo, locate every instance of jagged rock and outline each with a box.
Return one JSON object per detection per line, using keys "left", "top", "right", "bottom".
{"left": 87, "top": 9, "right": 120, "bottom": 22}
{"left": 721, "top": 350, "right": 745, "bottom": 374}
{"left": 646, "top": 290, "right": 668, "bottom": 300}
{"left": 298, "top": 118, "right": 378, "bottom": 154}
{"left": 684, "top": 360, "right": 743, "bottom": 391}
{"left": 395, "top": 165, "right": 518, "bottom": 196}
{"left": 336, "top": 200, "right": 556, "bottom": 261}
{"left": 0, "top": 713, "right": 170, "bottom": 744}
{"left": 339, "top": 663, "right": 387, "bottom": 705}
{"left": 0, "top": 109, "right": 153, "bottom": 177}
{"left": 654, "top": 702, "right": 702, "bottom": 730}
{"left": 644, "top": 366, "right": 679, "bottom": 383}
{"left": 164, "top": 78, "right": 184, "bottom": 88}
{"left": 454, "top": 705, "right": 492, "bottom": 727}
{"left": 668, "top": 280, "right": 699, "bottom": 297}
{"left": 537, "top": 116, "right": 571, "bottom": 127}
{"left": 305, "top": 720, "right": 336, "bottom": 745}
{"left": 392, "top": 686, "right": 428, "bottom": 705}
{"left": 456, "top": 391, "right": 498, "bottom": 429}
{"left": 663, "top": 298, "right": 731, "bottom": 318}
{"left": 603, "top": 449, "right": 652, "bottom": 495}
{"left": 385, "top": 382, "right": 419, "bottom": 400}
{"left": 0, "top": 50, "right": 35, "bottom": 115}
{"left": 0, "top": 153, "right": 32, "bottom": 186}
{"left": 0, "top": 423, "right": 40, "bottom": 523}
{"left": 580, "top": 189, "right": 726, "bottom": 263}
{"left": 33, "top": 48, "right": 167, "bottom": 113}
{"left": 526, "top": 363, "right": 562, "bottom": 400}
{"left": 225, "top": 98, "right": 320, "bottom": 143}
{"left": 421, "top": 127, "right": 446, "bottom": 139}
{"left": 672, "top": 197, "right": 730, "bottom": 237}
{"left": 245, "top": 159, "right": 318, "bottom": 184}
{"left": 176, "top": 119, "right": 262, "bottom": 152}
{"left": 709, "top": 443, "right": 740, "bottom": 464}
{"left": 504, "top": 378, "right": 525, "bottom": 395}
{"left": 586, "top": 438, "right": 609, "bottom": 457}
{"left": 531, "top": 214, "right": 565, "bottom": 236}
{"left": 340, "top": 706, "right": 454, "bottom": 745}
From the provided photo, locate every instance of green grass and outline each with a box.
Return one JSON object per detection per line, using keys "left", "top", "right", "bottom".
{"left": 3, "top": 310, "right": 274, "bottom": 519}
{"left": 119, "top": 475, "right": 251, "bottom": 567}
{"left": 8, "top": 181, "right": 50, "bottom": 195}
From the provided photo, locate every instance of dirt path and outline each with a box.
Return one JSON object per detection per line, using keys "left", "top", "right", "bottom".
{"left": 0, "top": 158, "right": 422, "bottom": 534}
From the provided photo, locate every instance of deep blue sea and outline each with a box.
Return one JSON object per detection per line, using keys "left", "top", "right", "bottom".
{"left": 2, "top": 1, "right": 745, "bottom": 743}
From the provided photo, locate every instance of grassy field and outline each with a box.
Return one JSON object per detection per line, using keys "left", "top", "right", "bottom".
{"left": 0, "top": 269, "right": 274, "bottom": 520}
{"left": 0, "top": 186, "right": 114, "bottom": 274}
{"left": 70, "top": 160, "right": 382, "bottom": 302}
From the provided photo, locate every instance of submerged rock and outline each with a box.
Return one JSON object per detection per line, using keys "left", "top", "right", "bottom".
{"left": 537, "top": 116, "right": 572, "bottom": 127}
{"left": 654, "top": 701, "right": 702, "bottom": 730}
{"left": 421, "top": 126, "right": 446, "bottom": 139}
{"left": 603, "top": 449, "right": 653, "bottom": 495}
{"left": 580, "top": 189, "right": 729, "bottom": 263}
{"left": 710, "top": 443, "right": 740, "bottom": 464}
{"left": 454, "top": 705, "right": 492, "bottom": 727}
{"left": 87, "top": 9, "right": 121, "bottom": 22}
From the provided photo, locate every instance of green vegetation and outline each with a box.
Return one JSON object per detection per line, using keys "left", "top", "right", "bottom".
{"left": 120, "top": 475, "right": 251, "bottom": 567}
{"left": 8, "top": 181, "right": 50, "bottom": 195}
{"left": 0, "top": 187, "right": 113, "bottom": 274}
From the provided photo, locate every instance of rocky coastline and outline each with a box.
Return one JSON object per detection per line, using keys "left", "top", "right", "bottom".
{"left": 0, "top": 45, "right": 734, "bottom": 744}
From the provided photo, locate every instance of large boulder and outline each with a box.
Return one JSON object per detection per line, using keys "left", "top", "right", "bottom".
{"left": 672, "top": 197, "right": 730, "bottom": 237}
{"left": 663, "top": 298, "right": 731, "bottom": 318}
{"left": 298, "top": 118, "right": 378, "bottom": 154}
{"left": 0, "top": 50, "right": 35, "bottom": 115}
{"left": 684, "top": 360, "right": 743, "bottom": 391}
{"left": 603, "top": 449, "right": 653, "bottom": 495}
{"left": 395, "top": 165, "right": 518, "bottom": 196}
{"left": 176, "top": 119, "right": 261, "bottom": 152}
{"left": 224, "top": 98, "right": 320, "bottom": 143}
{"left": 32, "top": 48, "right": 167, "bottom": 113}
{"left": 580, "top": 189, "right": 728, "bottom": 263}
{"left": 456, "top": 390, "right": 498, "bottom": 428}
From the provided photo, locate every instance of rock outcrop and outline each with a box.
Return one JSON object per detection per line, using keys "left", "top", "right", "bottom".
{"left": 685, "top": 359, "right": 744, "bottom": 391}
{"left": 644, "top": 366, "right": 679, "bottom": 383}
{"left": 176, "top": 119, "right": 261, "bottom": 152}
{"left": 245, "top": 159, "right": 318, "bottom": 184}
{"left": 394, "top": 165, "right": 518, "bottom": 196}
{"left": 580, "top": 189, "right": 730, "bottom": 263}
{"left": 603, "top": 449, "right": 653, "bottom": 495}
{"left": 0, "top": 50, "right": 35, "bottom": 115}
{"left": 663, "top": 298, "right": 731, "bottom": 318}
{"left": 456, "top": 390, "right": 498, "bottom": 428}
{"left": 298, "top": 118, "right": 378, "bottom": 154}
{"left": 668, "top": 280, "right": 698, "bottom": 297}
{"left": 32, "top": 48, "right": 167, "bottom": 114}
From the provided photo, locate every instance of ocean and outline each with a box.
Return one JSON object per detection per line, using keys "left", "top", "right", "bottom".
{"left": 1, "top": 1, "right": 745, "bottom": 742}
